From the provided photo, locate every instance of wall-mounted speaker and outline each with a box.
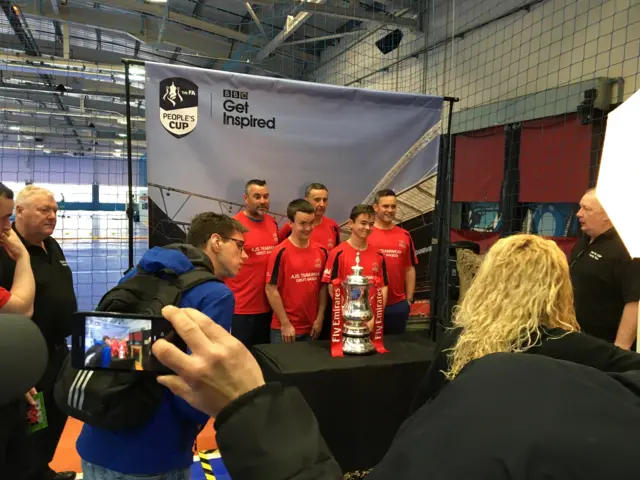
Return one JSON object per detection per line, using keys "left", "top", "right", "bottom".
{"left": 375, "top": 28, "right": 403, "bottom": 55}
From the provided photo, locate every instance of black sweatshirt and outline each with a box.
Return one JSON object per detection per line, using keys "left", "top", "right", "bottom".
{"left": 213, "top": 353, "right": 640, "bottom": 479}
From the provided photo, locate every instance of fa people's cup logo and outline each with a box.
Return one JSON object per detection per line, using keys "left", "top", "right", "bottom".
{"left": 159, "top": 77, "right": 198, "bottom": 139}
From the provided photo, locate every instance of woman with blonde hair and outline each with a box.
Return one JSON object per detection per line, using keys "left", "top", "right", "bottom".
{"left": 411, "top": 234, "right": 640, "bottom": 412}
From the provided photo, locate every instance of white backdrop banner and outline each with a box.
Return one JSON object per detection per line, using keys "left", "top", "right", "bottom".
{"left": 145, "top": 62, "right": 443, "bottom": 226}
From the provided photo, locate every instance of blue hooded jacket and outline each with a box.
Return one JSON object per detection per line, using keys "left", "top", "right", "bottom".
{"left": 76, "top": 245, "right": 235, "bottom": 475}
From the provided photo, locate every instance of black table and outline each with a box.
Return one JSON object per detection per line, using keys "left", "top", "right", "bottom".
{"left": 252, "top": 332, "right": 435, "bottom": 472}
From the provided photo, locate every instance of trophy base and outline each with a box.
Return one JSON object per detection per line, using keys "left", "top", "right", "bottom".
{"left": 342, "top": 335, "right": 376, "bottom": 355}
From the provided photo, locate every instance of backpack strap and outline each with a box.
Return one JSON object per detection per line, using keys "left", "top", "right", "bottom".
{"left": 177, "top": 267, "right": 220, "bottom": 292}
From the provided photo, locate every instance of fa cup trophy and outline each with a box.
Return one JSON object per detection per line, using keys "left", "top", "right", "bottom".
{"left": 341, "top": 252, "right": 376, "bottom": 355}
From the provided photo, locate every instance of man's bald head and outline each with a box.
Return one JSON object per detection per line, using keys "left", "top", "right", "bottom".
{"left": 577, "top": 188, "right": 612, "bottom": 239}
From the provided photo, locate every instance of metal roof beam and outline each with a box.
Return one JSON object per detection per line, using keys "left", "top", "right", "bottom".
{"left": 0, "top": 81, "right": 143, "bottom": 100}
{"left": 243, "top": 1, "right": 267, "bottom": 38}
{"left": 1, "top": 105, "right": 145, "bottom": 122}
{"left": 89, "top": 0, "right": 316, "bottom": 62}
{"left": 255, "top": 10, "right": 311, "bottom": 62}
{"left": 299, "top": 3, "right": 417, "bottom": 28}
{"left": 18, "top": 2, "right": 234, "bottom": 60}
{"left": 283, "top": 29, "right": 366, "bottom": 46}
{"left": 255, "top": 0, "right": 326, "bottom": 63}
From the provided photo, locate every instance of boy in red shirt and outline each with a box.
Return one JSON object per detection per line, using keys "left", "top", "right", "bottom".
{"left": 266, "top": 199, "right": 328, "bottom": 343}
{"left": 278, "top": 183, "right": 341, "bottom": 251}
{"left": 225, "top": 179, "right": 279, "bottom": 348}
{"left": 369, "top": 189, "right": 418, "bottom": 334}
{"left": 322, "top": 205, "right": 388, "bottom": 330}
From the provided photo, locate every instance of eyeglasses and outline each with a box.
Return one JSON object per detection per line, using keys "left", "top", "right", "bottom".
{"left": 223, "top": 237, "right": 245, "bottom": 251}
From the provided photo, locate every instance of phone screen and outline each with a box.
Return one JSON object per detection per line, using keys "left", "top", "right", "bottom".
{"left": 73, "top": 312, "right": 186, "bottom": 373}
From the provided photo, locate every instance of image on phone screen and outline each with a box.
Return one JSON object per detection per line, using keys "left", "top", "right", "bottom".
{"left": 78, "top": 313, "right": 185, "bottom": 373}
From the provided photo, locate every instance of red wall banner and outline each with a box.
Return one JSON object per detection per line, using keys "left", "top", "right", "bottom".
{"left": 453, "top": 126, "right": 504, "bottom": 202}
{"left": 519, "top": 113, "right": 592, "bottom": 203}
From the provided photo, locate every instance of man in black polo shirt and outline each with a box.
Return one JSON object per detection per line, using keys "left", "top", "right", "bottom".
{"left": 0, "top": 185, "right": 77, "bottom": 480}
{"left": 569, "top": 188, "right": 640, "bottom": 349}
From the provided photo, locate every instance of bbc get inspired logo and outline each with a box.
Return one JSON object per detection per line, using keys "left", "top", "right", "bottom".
{"left": 159, "top": 77, "right": 198, "bottom": 138}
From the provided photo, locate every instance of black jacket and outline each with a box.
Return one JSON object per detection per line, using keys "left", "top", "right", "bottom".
{"left": 214, "top": 354, "right": 640, "bottom": 479}
{"left": 410, "top": 326, "right": 640, "bottom": 413}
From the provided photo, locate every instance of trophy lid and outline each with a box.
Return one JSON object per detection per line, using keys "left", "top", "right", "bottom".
{"left": 345, "top": 251, "right": 369, "bottom": 286}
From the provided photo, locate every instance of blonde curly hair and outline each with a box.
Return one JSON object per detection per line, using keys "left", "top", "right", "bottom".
{"left": 445, "top": 234, "right": 580, "bottom": 380}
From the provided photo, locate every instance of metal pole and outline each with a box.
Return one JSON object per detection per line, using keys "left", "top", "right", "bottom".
{"left": 429, "top": 96, "right": 458, "bottom": 341}
{"left": 123, "top": 59, "right": 134, "bottom": 270}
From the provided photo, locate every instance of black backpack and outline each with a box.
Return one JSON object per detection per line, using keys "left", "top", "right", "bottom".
{"left": 54, "top": 244, "right": 220, "bottom": 431}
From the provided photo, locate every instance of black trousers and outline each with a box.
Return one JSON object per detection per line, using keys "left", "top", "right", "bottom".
{"left": 0, "top": 399, "right": 28, "bottom": 480}
{"left": 232, "top": 312, "right": 272, "bottom": 349}
{"left": 26, "top": 344, "right": 69, "bottom": 480}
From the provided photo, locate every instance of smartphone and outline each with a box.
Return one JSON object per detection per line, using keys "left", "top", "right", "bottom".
{"left": 71, "top": 311, "right": 186, "bottom": 374}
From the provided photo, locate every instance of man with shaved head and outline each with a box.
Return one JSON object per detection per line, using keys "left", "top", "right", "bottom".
{"left": 570, "top": 188, "right": 640, "bottom": 350}
{"left": 0, "top": 185, "right": 77, "bottom": 480}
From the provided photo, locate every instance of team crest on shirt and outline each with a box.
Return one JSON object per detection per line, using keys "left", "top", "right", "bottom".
{"left": 327, "top": 239, "right": 334, "bottom": 249}
{"left": 273, "top": 233, "right": 278, "bottom": 242}
{"left": 314, "top": 258, "right": 322, "bottom": 269}
{"left": 372, "top": 263, "right": 379, "bottom": 274}
{"left": 398, "top": 240, "right": 406, "bottom": 249}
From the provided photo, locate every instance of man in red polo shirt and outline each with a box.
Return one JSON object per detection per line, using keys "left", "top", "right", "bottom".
{"left": 225, "top": 179, "right": 279, "bottom": 348}
{"left": 369, "top": 189, "right": 418, "bottom": 334}
{"left": 278, "top": 183, "right": 341, "bottom": 251}
{"left": 322, "top": 204, "right": 388, "bottom": 323}
{"left": 266, "top": 199, "right": 328, "bottom": 343}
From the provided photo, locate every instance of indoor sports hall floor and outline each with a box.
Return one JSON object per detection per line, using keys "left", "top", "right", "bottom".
{"left": 50, "top": 211, "right": 230, "bottom": 478}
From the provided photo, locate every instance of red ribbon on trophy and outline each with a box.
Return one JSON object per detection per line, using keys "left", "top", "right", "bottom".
{"left": 330, "top": 278, "right": 344, "bottom": 357}
{"left": 371, "top": 277, "right": 388, "bottom": 354}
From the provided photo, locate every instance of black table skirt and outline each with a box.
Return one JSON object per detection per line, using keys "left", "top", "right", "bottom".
{"left": 252, "top": 332, "right": 435, "bottom": 472}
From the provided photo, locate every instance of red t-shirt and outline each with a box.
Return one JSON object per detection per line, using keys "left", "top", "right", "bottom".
{"left": 0, "top": 287, "right": 10, "bottom": 309}
{"left": 225, "top": 212, "right": 279, "bottom": 314}
{"left": 110, "top": 339, "right": 120, "bottom": 356}
{"left": 322, "top": 241, "right": 388, "bottom": 287}
{"left": 278, "top": 216, "right": 341, "bottom": 251}
{"left": 368, "top": 226, "right": 418, "bottom": 305}
{"left": 266, "top": 239, "right": 328, "bottom": 334}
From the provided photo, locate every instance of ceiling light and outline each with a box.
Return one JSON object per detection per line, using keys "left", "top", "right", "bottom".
{"left": 113, "top": 152, "right": 122, "bottom": 158}
{"left": 8, "top": 126, "right": 20, "bottom": 131}
{"left": 118, "top": 133, "right": 127, "bottom": 138}
{"left": 35, "top": 144, "right": 44, "bottom": 148}
{"left": 43, "top": 149, "right": 51, "bottom": 154}
{"left": 114, "top": 140, "right": 124, "bottom": 146}
{"left": 145, "top": 0, "right": 168, "bottom": 3}
{"left": 114, "top": 148, "right": 122, "bottom": 153}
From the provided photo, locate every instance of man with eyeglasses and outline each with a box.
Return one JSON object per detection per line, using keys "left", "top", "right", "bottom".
{"left": 226, "top": 179, "right": 279, "bottom": 348}
{"left": 76, "top": 212, "right": 248, "bottom": 480}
